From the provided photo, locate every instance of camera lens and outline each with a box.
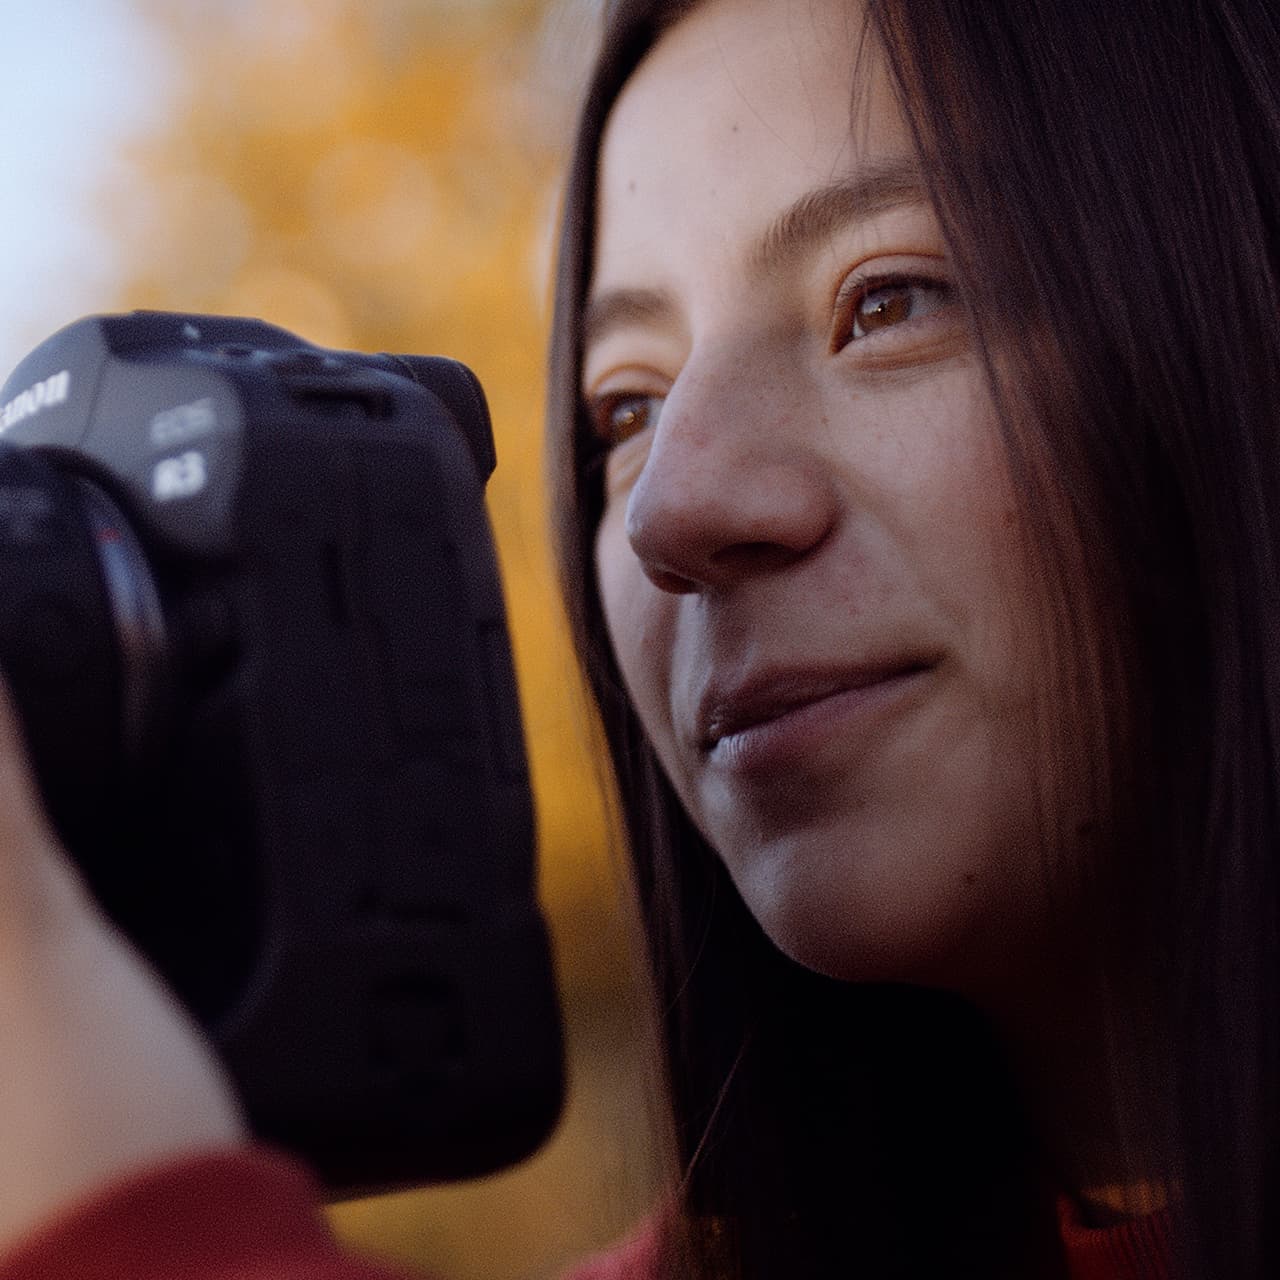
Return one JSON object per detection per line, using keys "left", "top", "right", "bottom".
{"left": 0, "top": 445, "right": 167, "bottom": 850}
{"left": 73, "top": 475, "right": 168, "bottom": 759}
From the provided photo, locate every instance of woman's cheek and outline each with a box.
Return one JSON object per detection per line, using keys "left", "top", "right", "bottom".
{"left": 596, "top": 510, "right": 686, "bottom": 768}
{"left": 596, "top": 505, "right": 654, "bottom": 697}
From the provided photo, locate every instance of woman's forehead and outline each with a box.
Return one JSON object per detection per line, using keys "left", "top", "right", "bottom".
{"left": 591, "top": 0, "right": 913, "bottom": 297}
{"left": 603, "top": 0, "right": 881, "bottom": 160}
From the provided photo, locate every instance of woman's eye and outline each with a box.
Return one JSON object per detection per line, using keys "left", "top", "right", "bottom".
{"left": 836, "top": 276, "right": 955, "bottom": 348}
{"left": 589, "top": 392, "right": 666, "bottom": 446}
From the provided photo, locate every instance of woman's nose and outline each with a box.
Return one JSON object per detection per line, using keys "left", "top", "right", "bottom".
{"left": 623, "top": 366, "right": 839, "bottom": 594}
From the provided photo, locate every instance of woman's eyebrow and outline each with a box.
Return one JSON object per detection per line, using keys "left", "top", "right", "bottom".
{"left": 582, "top": 286, "right": 679, "bottom": 359}
{"left": 580, "top": 157, "right": 927, "bottom": 362}
{"left": 748, "top": 155, "right": 929, "bottom": 274}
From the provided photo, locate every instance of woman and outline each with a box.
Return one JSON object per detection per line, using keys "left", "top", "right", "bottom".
{"left": 0, "top": 0, "right": 1277, "bottom": 1277}
{"left": 552, "top": 0, "right": 1280, "bottom": 1274}
{"left": 560, "top": 0, "right": 1280, "bottom": 1269}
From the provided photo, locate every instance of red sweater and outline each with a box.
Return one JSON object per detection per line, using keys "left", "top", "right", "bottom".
{"left": 0, "top": 1148, "right": 1173, "bottom": 1280}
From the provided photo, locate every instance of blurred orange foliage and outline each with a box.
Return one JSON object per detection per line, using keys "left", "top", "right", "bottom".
{"left": 110, "top": 1, "right": 661, "bottom": 1275}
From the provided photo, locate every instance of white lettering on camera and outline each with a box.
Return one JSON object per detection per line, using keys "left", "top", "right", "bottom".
{"left": 0, "top": 370, "right": 71, "bottom": 434}
{"left": 150, "top": 397, "right": 217, "bottom": 448}
{"left": 152, "top": 451, "right": 208, "bottom": 501}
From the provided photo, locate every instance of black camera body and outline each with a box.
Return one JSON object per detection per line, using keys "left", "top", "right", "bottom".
{"left": 0, "top": 312, "right": 562, "bottom": 1193}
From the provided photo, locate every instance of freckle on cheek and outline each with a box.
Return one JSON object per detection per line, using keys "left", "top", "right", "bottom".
{"left": 964, "top": 873, "right": 977, "bottom": 886}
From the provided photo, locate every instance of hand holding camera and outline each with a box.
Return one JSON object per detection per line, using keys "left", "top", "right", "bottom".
{"left": 0, "top": 312, "right": 562, "bottom": 1217}
{"left": 0, "top": 674, "right": 245, "bottom": 1255}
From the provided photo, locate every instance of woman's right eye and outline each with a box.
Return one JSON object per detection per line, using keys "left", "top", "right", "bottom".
{"left": 588, "top": 392, "right": 666, "bottom": 447}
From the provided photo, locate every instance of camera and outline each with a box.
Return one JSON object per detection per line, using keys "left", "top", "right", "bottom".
{"left": 0, "top": 312, "right": 563, "bottom": 1193}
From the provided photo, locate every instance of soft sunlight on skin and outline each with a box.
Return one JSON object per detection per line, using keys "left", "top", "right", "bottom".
{"left": 583, "top": 0, "right": 1174, "bottom": 1219}
{"left": 586, "top": 0, "right": 1066, "bottom": 1002}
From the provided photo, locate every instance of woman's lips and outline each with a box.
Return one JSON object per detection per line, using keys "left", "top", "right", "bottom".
{"left": 698, "top": 662, "right": 932, "bottom": 774}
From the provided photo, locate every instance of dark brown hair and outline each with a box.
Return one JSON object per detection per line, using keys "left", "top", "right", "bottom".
{"left": 547, "top": 1, "right": 1280, "bottom": 1275}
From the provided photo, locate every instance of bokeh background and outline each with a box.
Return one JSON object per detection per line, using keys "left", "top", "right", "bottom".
{"left": 0, "top": 2, "right": 661, "bottom": 1276}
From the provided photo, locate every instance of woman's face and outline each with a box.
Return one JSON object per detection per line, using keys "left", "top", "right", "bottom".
{"left": 586, "top": 0, "right": 1062, "bottom": 992}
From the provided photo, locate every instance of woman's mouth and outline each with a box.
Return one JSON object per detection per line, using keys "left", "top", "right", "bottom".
{"left": 699, "top": 661, "right": 933, "bottom": 774}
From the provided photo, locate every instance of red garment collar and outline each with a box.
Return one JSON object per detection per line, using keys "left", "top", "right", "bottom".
{"left": 1057, "top": 1194, "right": 1174, "bottom": 1280}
